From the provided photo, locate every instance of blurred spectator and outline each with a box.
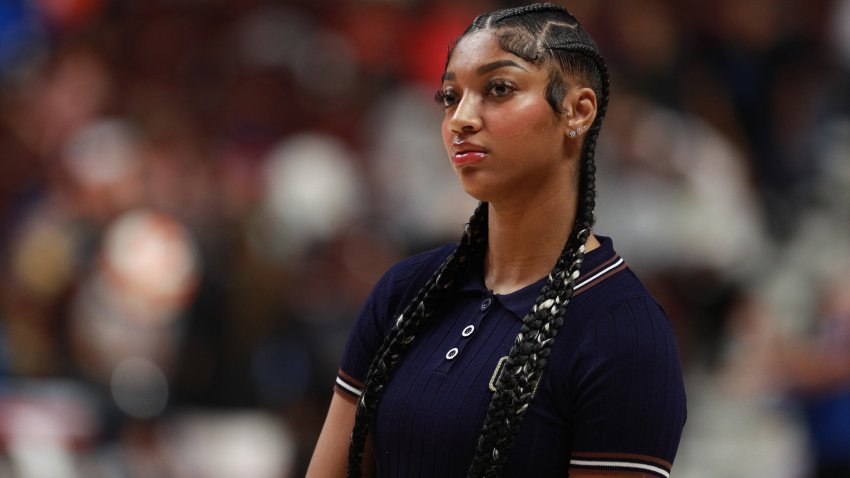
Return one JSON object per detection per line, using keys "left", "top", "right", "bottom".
{"left": 721, "top": 223, "right": 850, "bottom": 477}
{"left": 684, "top": 0, "right": 831, "bottom": 241}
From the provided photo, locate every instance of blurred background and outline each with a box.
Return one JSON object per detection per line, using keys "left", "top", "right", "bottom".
{"left": 0, "top": 0, "right": 848, "bottom": 476}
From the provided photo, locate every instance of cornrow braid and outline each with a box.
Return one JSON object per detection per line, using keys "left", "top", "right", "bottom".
{"left": 346, "top": 202, "right": 489, "bottom": 478}
{"left": 548, "top": 42, "right": 611, "bottom": 231}
{"left": 473, "top": 2, "right": 566, "bottom": 28}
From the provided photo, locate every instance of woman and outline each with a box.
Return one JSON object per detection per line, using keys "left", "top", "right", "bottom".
{"left": 308, "top": 3, "right": 686, "bottom": 477}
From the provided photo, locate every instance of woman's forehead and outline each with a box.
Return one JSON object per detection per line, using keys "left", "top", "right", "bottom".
{"left": 446, "top": 30, "right": 535, "bottom": 76}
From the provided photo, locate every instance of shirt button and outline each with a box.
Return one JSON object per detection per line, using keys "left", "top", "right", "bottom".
{"left": 462, "top": 325, "right": 475, "bottom": 337}
{"left": 445, "top": 347, "right": 459, "bottom": 360}
{"left": 480, "top": 298, "right": 492, "bottom": 311}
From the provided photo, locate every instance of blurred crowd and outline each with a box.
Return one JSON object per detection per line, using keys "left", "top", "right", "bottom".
{"left": 0, "top": 0, "right": 848, "bottom": 477}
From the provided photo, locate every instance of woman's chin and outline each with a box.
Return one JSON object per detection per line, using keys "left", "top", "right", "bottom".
{"left": 455, "top": 171, "right": 495, "bottom": 202}
{"left": 458, "top": 183, "right": 494, "bottom": 204}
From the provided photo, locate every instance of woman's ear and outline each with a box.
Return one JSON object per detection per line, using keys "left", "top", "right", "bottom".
{"left": 563, "top": 86, "right": 597, "bottom": 138}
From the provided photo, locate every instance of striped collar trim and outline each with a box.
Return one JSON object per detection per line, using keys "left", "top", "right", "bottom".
{"left": 578, "top": 257, "right": 622, "bottom": 289}
{"left": 572, "top": 254, "right": 627, "bottom": 297}
{"left": 489, "top": 251, "right": 628, "bottom": 319}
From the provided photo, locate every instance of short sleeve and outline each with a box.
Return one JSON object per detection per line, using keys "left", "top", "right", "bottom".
{"left": 568, "top": 295, "right": 687, "bottom": 477}
{"left": 333, "top": 244, "right": 457, "bottom": 403}
{"left": 334, "top": 270, "right": 396, "bottom": 403}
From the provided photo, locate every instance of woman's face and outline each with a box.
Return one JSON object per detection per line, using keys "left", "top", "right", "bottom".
{"left": 439, "top": 29, "right": 573, "bottom": 204}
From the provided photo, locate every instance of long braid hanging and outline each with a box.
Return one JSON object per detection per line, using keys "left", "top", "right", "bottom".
{"left": 467, "top": 7, "right": 611, "bottom": 477}
{"left": 347, "top": 203, "right": 489, "bottom": 477}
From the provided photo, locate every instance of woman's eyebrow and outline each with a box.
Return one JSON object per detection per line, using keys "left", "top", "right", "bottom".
{"left": 476, "top": 59, "right": 527, "bottom": 75}
{"left": 442, "top": 60, "right": 528, "bottom": 82}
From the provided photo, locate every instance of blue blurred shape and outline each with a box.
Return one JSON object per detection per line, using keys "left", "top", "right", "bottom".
{"left": 0, "top": 0, "right": 46, "bottom": 79}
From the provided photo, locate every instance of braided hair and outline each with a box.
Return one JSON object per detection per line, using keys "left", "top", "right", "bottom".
{"left": 347, "top": 4, "right": 610, "bottom": 477}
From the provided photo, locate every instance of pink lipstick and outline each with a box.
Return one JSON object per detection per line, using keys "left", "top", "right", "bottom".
{"left": 451, "top": 141, "right": 488, "bottom": 166}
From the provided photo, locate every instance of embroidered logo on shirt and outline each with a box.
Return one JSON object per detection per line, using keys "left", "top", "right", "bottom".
{"left": 488, "top": 356, "right": 508, "bottom": 392}
{"left": 488, "top": 355, "right": 543, "bottom": 399}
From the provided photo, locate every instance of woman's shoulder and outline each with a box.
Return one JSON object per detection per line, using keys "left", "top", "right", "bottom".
{"left": 556, "top": 236, "right": 676, "bottom": 357}
{"left": 570, "top": 236, "right": 664, "bottom": 316}
{"left": 376, "top": 242, "right": 458, "bottom": 291}
{"left": 364, "top": 242, "right": 458, "bottom": 316}
{"left": 566, "top": 266, "right": 672, "bottom": 352}
{"left": 384, "top": 242, "right": 457, "bottom": 280}
{"left": 341, "top": 242, "right": 461, "bottom": 379}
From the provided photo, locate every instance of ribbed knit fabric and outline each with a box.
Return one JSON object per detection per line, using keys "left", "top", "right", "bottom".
{"left": 336, "top": 237, "right": 686, "bottom": 477}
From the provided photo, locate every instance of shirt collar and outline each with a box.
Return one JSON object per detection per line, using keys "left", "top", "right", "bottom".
{"left": 457, "top": 236, "right": 618, "bottom": 319}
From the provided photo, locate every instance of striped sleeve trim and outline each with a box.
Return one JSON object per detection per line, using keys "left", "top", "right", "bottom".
{"left": 570, "top": 452, "right": 672, "bottom": 478}
{"left": 334, "top": 369, "right": 364, "bottom": 403}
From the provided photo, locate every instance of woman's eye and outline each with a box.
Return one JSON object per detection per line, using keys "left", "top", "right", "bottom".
{"left": 434, "top": 89, "right": 458, "bottom": 108}
{"left": 487, "top": 80, "right": 516, "bottom": 98}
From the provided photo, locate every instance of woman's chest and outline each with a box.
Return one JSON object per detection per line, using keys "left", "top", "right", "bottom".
{"left": 371, "top": 293, "right": 574, "bottom": 477}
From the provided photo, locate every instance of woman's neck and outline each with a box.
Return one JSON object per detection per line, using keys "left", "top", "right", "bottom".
{"left": 483, "top": 193, "right": 599, "bottom": 295}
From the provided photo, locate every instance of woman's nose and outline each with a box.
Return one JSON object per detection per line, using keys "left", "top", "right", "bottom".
{"left": 448, "top": 95, "right": 482, "bottom": 134}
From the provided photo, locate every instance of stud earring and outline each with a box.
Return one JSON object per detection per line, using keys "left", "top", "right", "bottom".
{"left": 569, "top": 130, "right": 577, "bottom": 139}
{"left": 577, "top": 126, "right": 584, "bottom": 135}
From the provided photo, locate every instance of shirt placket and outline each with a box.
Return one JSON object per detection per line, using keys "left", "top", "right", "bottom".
{"left": 435, "top": 292, "right": 494, "bottom": 373}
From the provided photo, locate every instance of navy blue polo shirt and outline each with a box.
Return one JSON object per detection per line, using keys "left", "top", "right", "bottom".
{"left": 335, "top": 236, "right": 686, "bottom": 477}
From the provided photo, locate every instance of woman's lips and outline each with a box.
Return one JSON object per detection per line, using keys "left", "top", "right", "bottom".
{"left": 451, "top": 141, "right": 488, "bottom": 166}
{"left": 452, "top": 151, "right": 487, "bottom": 165}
